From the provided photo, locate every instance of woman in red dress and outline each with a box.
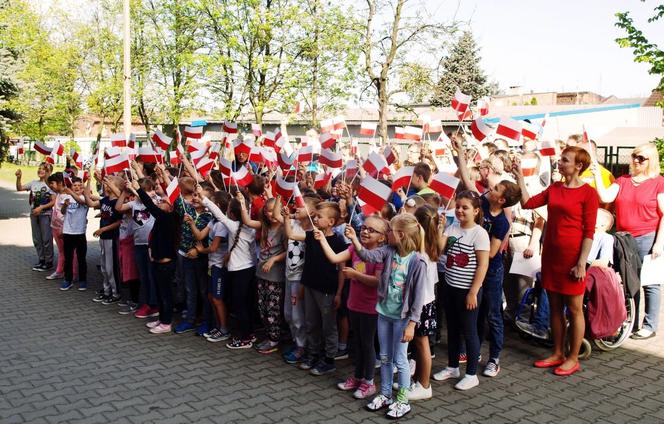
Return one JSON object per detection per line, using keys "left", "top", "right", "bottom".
{"left": 514, "top": 146, "right": 598, "bottom": 376}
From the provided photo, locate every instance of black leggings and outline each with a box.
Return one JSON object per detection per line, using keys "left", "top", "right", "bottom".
{"left": 349, "top": 310, "right": 378, "bottom": 381}
{"left": 228, "top": 267, "right": 256, "bottom": 340}
{"left": 444, "top": 284, "right": 483, "bottom": 376}
{"left": 153, "top": 261, "right": 176, "bottom": 325}
{"left": 63, "top": 234, "right": 87, "bottom": 283}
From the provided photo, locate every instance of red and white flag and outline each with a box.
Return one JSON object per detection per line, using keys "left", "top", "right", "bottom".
{"left": 169, "top": 150, "right": 181, "bottom": 166}
{"left": 297, "top": 145, "right": 317, "bottom": 163}
{"left": 152, "top": 130, "right": 172, "bottom": 150}
{"left": 319, "top": 148, "right": 343, "bottom": 168}
{"left": 219, "top": 157, "right": 233, "bottom": 176}
{"left": 274, "top": 131, "right": 289, "bottom": 153}
{"left": 314, "top": 171, "right": 332, "bottom": 189}
{"left": 391, "top": 166, "right": 414, "bottom": 192}
{"left": 17, "top": 140, "right": 24, "bottom": 155}
{"left": 208, "top": 142, "right": 222, "bottom": 160}
{"left": 404, "top": 126, "right": 423, "bottom": 141}
{"left": 345, "top": 159, "right": 359, "bottom": 180}
{"left": 521, "top": 158, "right": 539, "bottom": 177}
{"left": 319, "top": 132, "right": 336, "bottom": 150}
{"left": 52, "top": 142, "right": 65, "bottom": 156}
{"left": 263, "top": 131, "right": 276, "bottom": 148}
{"left": 451, "top": 88, "right": 472, "bottom": 115}
{"left": 360, "top": 122, "right": 377, "bottom": 137}
{"left": 477, "top": 98, "right": 489, "bottom": 117}
{"left": 362, "top": 151, "right": 389, "bottom": 177}
{"left": 187, "top": 139, "right": 207, "bottom": 153}
{"left": 538, "top": 140, "right": 557, "bottom": 157}
{"left": 495, "top": 119, "right": 522, "bottom": 144}
{"left": 582, "top": 125, "right": 589, "bottom": 144}
{"left": 226, "top": 166, "right": 253, "bottom": 187}
{"left": 33, "top": 141, "right": 52, "bottom": 155}
{"left": 429, "top": 141, "right": 447, "bottom": 157}
{"left": 233, "top": 138, "right": 253, "bottom": 157}
{"left": 110, "top": 133, "right": 126, "bottom": 148}
{"left": 394, "top": 127, "right": 405, "bottom": 140}
{"left": 166, "top": 177, "right": 181, "bottom": 204}
{"left": 190, "top": 146, "right": 208, "bottom": 165}
{"left": 223, "top": 121, "right": 238, "bottom": 134}
{"left": 105, "top": 154, "right": 130, "bottom": 175}
{"left": 429, "top": 172, "right": 460, "bottom": 199}
{"left": 105, "top": 146, "right": 121, "bottom": 159}
{"left": 138, "top": 146, "right": 161, "bottom": 163}
{"left": 383, "top": 145, "right": 397, "bottom": 165}
{"left": 357, "top": 175, "right": 391, "bottom": 215}
{"left": 457, "top": 110, "right": 473, "bottom": 121}
{"left": 333, "top": 115, "right": 346, "bottom": 130}
{"left": 320, "top": 118, "right": 334, "bottom": 133}
{"left": 128, "top": 133, "right": 136, "bottom": 150}
{"left": 278, "top": 150, "right": 297, "bottom": 171}
{"left": 350, "top": 138, "right": 359, "bottom": 156}
{"left": 292, "top": 185, "right": 305, "bottom": 208}
{"left": 521, "top": 121, "right": 541, "bottom": 141}
{"left": 425, "top": 119, "right": 443, "bottom": 134}
{"left": 196, "top": 157, "right": 215, "bottom": 178}
{"left": 274, "top": 174, "right": 295, "bottom": 198}
{"left": 184, "top": 126, "right": 203, "bottom": 139}
{"left": 470, "top": 117, "right": 493, "bottom": 142}
{"left": 251, "top": 123, "right": 262, "bottom": 137}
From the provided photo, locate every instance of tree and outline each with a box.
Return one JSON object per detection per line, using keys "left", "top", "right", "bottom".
{"left": 615, "top": 2, "right": 664, "bottom": 104}
{"left": 431, "top": 30, "right": 495, "bottom": 107}
{"left": 0, "top": 1, "right": 20, "bottom": 162}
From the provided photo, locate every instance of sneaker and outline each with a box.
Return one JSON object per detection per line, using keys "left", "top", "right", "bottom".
{"left": 46, "top": 272, "right": 63, "bottom": 280}
{"left": 335, "top": 348, "right": 349, "bottom": 360}
{"left": 365, "top": 394, "right": 393, "bottom": 412}
{"left": 386, "top": 401, "right": 411, "bottom": 420}
{"left": 483, "top": 360, "right": 500, "bottom": 378}
{"left": 284, "top": 347, "right": 305, "bottom": 364}
{"left": 226, "top": 338, "right": 253, "bottom": 349}
{"left": 32, "top": 261, "right": 45, "bottom": 271}
{"left": 146, "top": 320, "right": 161, "bottom": 329}
{"left": 207, "top": 330, "right": 231, "bottom": 343}
{"left": 407, "top": 381, "right": 432, "bottom": 401}
{"left": 146, "top": 307, "right": 160, "bottom": 318}
{"left": 298, "top": 355, "right": 318, "bottom": 370}
{"left": 133, "top": 304, "right": 151, "bottom": 319}
{"left": 117, "top": 299, "right": 129, "bottom": 307}
{"left": 257, "top": 340, "right": 279, "bottom": 354}
{"left": 353, "top": 382, "right": 376, "bottom": 399}
{"left": 118, "top": 303, "right": 138, "bottom": 315}
{"left": 149, "top": 323, "right": 172, "bottom": 334}
{"left": 203, "top": 328, "right": 218, "bottom": 338}
{"left": 39, "top": 263, "right": 53, "bottom": 272}
{"left": 92, "top": 293, "right": 107, "bottom": 303}
{"left": 630, "top": 328, "right": 656, "bottom": 340}
{"left": 310, "top": 360, "right": 336, "bottom": 376}
{"left": 458, "top": 353, "right": 467, "bottom": 364}
{"left": 454, "top": 374, "right": 479, "bottom": 391}
{"left": 77, "top": 281, "right": 87, "bottom": 291}
{"left": 432, "top": 367, "right": 460, "bottom": 381}
{"left": 337, "top": 376, "right": 361, "bottom": 391}
{"left": 516, "top": 320, "right": 550, "bottom": 340}
{"left": 60, "top": 281, "right": 73, "bottom": 291}
{"left": 196, "top": 323, "right": 209, "bottom": 337}
{"left": 102, "top": 295, "right": 121, "bottom": 305}
{"left": 174, "top": 322, "right": 195, "bottom": 334}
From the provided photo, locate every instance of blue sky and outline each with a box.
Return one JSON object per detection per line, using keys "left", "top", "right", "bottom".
{"left": 436, "top": 0, "right": 663, "bottom": 97}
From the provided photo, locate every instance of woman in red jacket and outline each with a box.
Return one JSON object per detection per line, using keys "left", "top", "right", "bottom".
{"left": 514, "top": 146, "right": 598, "bottom": 376}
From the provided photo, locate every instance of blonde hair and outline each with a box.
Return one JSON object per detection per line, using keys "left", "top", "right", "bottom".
{"left": 390, "top": 214, "right": 425, "bottom": 256}
{"left": 630, "top": 143, "right": 661, "bottom": 177}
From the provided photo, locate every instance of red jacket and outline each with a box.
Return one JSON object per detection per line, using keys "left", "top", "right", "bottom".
{"left": 585, "top": 266, "right": 627, "bottom": 339}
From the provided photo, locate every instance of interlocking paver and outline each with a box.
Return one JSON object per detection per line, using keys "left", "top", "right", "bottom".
{"left": 2, "top": 180, "right": 664, "bottom": 423}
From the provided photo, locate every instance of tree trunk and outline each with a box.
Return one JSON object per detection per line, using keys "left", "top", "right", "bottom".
{"left": 377, "top": 78, "right": 389, "bottom": 143}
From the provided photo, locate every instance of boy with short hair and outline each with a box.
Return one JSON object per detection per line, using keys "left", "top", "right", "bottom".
{"left": 60, "top": 177, "right": 89, "bottom": 291}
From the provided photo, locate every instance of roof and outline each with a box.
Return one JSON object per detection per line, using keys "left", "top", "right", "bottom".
{"left": 596, "top": 127, "right": 664, "bottom": 147}
{"left": 643, "top": 89, "right": 663, "bottom": 107}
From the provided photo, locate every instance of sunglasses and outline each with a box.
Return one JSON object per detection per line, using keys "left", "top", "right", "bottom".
{"left": 360, "top": 225, "right": 384, "bottom": 235}
{"left": 631, "top": 154, "right": 649, "bottom": 164}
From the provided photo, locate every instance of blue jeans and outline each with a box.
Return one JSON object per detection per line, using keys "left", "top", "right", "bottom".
{"left": 478, "top": 264, "right": 504, "bottom": 360}
{"left": 377, "top": 314, "right": 410, "bottom": 397}
{"left": 634, "top": 232, "right": 660, "bottom": 332}
{"left": 532, "top": 287, "right": 550, "bottom": 331}
{"left": 182, "top": 256, "right": 209, "bottom": 324}
{"left": 135, "top": 245, "right": 157, "bottom": 306}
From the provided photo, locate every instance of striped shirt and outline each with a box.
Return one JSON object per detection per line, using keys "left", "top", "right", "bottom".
{"left": 443, "top": 223, "right": 490, "bottom": 290}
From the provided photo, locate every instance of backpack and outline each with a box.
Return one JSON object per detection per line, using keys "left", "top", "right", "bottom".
{"left": 612, "top": 232, "right": 642, "bottom": 298}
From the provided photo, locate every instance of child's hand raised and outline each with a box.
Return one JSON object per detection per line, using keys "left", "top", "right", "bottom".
{"left": 344, "top": 225, "right": 357, "bottom": 241}
{"left": 14, "top": 169, "right": 21, "bottom": 178}
{"left": 312, "top": 228, "right": 325, "bottom": 240}
{"left": 235, "top": 192, "right": 245, "bottom": 206}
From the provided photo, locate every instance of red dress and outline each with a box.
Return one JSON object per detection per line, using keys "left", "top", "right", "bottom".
{"left": 525, "top": 182, "right": 599, "bottom": 295}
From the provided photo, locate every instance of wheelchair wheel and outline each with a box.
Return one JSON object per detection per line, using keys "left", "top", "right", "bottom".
{"left": 594, "top": 297, "right": 635, "bottom": 351}
{"left": 565, "top": 337, "right": 592, "bottom": 360}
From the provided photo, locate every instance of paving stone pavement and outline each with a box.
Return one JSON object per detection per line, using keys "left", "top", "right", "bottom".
{"left": 1, "top": 180, "right": 664, "bottom": 424}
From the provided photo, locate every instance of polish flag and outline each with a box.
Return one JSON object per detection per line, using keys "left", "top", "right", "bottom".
{"left": 105, "top": 154, "right": 130, "bottom": 175}
{"left": 33, "top": 142, "right": 52, "bottom": 155}
{"left": 437, "top": 132, "right": 451, "bottom": 144}
{"left": 314, "top": 171, "right": 332, "bottom": 189}
{"left": 105, "top": 146, "right": 121, "bottom": 159}
{"left": 429, "top": 141, "right": 447, "bottom": 157}
{"left": 166, "top": 177, "right": 181, "bottom": 204}
{"left": 345, "top": 160, "right": 359, "bottom": 180}
{"left": 190, "top": 147, "right": 208, "bottom": 165}
{"left": 391, "top": 166, "right": 414, "bottom": 192}
{"left": 184, "top": 126, "right": 203, "bottom": 139}
{"left": 196, "top": 157, "right": 215, "bottom": 178}
{"left": 223, "top": 121, "right": 238, "bottom": 134}
{"left": 330, "top": 128, "right": 344, "bottom": 140}
{"left": 495, "top": 119, "right": 522, "bottom": 144}
{"left": 404, "top": 126, "right": 423, "bottom": 141}
{"left": 470, "top": 117, "right": 493, "bottom": 142}
{"left": 394, "top": 127, "right": 405, "bottom": 140}
{"left": 152, "top": 130, "right": 172, "bottom": 150}
{"left": 425, "top": 119, "right": 443, "bottom": 134}
{"left": 219, "top": 157, "right": 233, "bottom": 176}
{"left": 360, "top": 122, "right": 377, "bottom": 137}
{"left": 233, "top": 138, "right": 253, "bottom": 157}
{"left": 138, "top": 146, "right": 161, "bottom": 163}
{"left": 320, "top": 132, "right": 336, "bottom": 149}
{"left": 319, "top": 148, "right": 343, "bottom": 168}
{"left": 383, "top": 145, "right": 396, "bottom": 165}
{"left": 429, "top": 172, "right": 460, "bottom": 200}
{"left": 350, "top": 138, "right": 358, "bottom": 156}
{"left": 333, "top": 115, "right": 346, "bottom": 130}
{"left": 521, "top": 158, "right": 539, "bottom": 177}
{"left": 297, "top": 145, "right": 317, "bottom": 163}
{"left": 457, "top": 109, "right": 473, "bottom": 121}
{"left": 521, "top": 121, "right": 541, "bottom": 141}
{"left": 45, "top": 150, "right": 57, "bottom": 164}
{"left": 477, "top": 98, "right": 489, "bottom": 117}
{"left": 292, "top": 185, "right": 305, "bottom": 208}
{"left": 278, "top": 150, "right": 297, "bottom": 171}
{"left": 320, "top": 118, "right": 334, "bottom": 133}
{"left": 226, "top": 166, "right": 253, "bottom": 187}
{"left": 263, "top": 131, "right": 276, "bottom": 148}
{"left": 357, "top": 175, "right": 391, "bottom": 215}
{"left": 538, "top": 140, "right": 557, "bottom": 157}
{"left": 451, "top": 88, "right": 471, "bottom": 114}
{"left": 274, "top": 131, "right": 290, "bottom": 153}
{"left": 128, "top": 133, "right": 136, "bottom": 150}
{"left": 52, "top": 142, "right": 65, "bottom": 156}
{"left": 187, "top": 139, "right": 207, "bottom": 153}
{"left": 208, "top": 142, "right": 222, "bottom": 160}
{"left": 293, "top": 101, "right": 301, "bottom": 114}
{"left": 274, "top": 174, "right": 295, "bottom": 198}
{"left": 169, "top": 152, "right": 181, "bottom": 166}
{"left": 17, "top": 140, "right": 24, "bottom": 155}
{"left": 363, "top": 151, "right": 389, "bottom": 178}
{"left": 252, "top": 123, "right": 262, "bottom": 137}
{"left": 110, "top": 133, "right": 126, "bottom": 147}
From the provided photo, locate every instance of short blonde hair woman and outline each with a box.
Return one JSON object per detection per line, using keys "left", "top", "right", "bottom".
{"left": 593, "top": 142, "right": 664, "bottom": 340}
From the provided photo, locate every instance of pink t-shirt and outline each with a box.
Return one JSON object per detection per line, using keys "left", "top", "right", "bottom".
{"left": 615, "top": 175, "right": 664, "bottom": 237}
{"left": 346, "top": 244, "right": 383, "bottom": 315}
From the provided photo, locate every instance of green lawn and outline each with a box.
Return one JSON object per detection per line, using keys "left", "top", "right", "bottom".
{"left": 0, "top": 162, "right": 41, "bottom": 185}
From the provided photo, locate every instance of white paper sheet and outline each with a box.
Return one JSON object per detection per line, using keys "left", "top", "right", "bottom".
{"left": 509, "top": 252, "right": 542, "bottom": 278}
{"left": 640, "top": 255, "right": 664, "bottom": 286}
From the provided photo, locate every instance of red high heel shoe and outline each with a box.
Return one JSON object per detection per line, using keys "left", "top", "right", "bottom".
{"left": 553, "top": 362, "right": 581, "bottom": 376}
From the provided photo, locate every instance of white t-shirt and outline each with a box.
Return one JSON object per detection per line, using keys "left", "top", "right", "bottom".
{"left": 62, "top": 194, "right": 89, "bottom": 235}
{"left": 423, "top": 254, "right": 438, "bottom": 305}
{"left": 126, "top": 198, "right": 158, "bottom": 245}
{"left": 286, "top": 219, "right": 306, "bottom": 281}
{"left": 208, "top": 220, "right": 229, "bottom": 268}
{"left": 28, "top": 180, "right": 54, "bottom": 214}
{"left": 119, "top": 214, "right": 133, "bottom": 240}
{"left": 443, "top": 223, "right": 490, "bottom": 290}
{"left": 588, "top": 232, "right": 614, "bottom": 265}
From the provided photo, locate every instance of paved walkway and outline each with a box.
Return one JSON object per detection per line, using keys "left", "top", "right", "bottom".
{"left": 1, "top": 180, "right": 663, "bottom": 423}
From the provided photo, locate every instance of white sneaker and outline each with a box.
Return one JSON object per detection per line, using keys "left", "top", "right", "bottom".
{"left": 46, "top": 272, "right": 64, "bottom": 280}
{"left": 454, "top": 374, "right": 479, "bottom": 391}
{"left": 149, "top": 323, "right": 172, "bottom": 334}
{"left": 483, "top": 360, "right": 500, "bottom": 378}
{"left": 365, "top": 394, "right": 393, "bottom": 411}
{"left": 407, "top": 381, "right": 432, "bottom": 401}
{"left": 385, "top": 401, "right": 411, "bottom": 419}
{"left": 146, "top": 320, "right": 161, "bottom": 329}
{"left": 432, "top": 367, "right": 460, "bottom": 381}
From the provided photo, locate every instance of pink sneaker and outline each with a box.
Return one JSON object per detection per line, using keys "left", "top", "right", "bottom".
{"left": 337, "top": 376, "right": 361, "bottom": 391}
{"left": 147, "top": 307, "right": 160, "bottom": 318}
{"left": 353, "top": 382, "right": 376, "bottom": 399}
{"left": 149, "top": 323, "right": 172, "bottom": 334}
{"left": 134, "top": 304, "right": 151, "bottom": 319}
{"left": 146, "top": 320, "right": 161, "bottom": 329}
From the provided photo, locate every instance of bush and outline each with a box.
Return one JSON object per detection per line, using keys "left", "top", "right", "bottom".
{"left": 655, "top": 138, "right": 664, "bottom": 174}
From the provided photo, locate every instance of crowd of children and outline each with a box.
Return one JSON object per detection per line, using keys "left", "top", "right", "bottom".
{"left": 15, "top": 132, "right": 648, "bottom": 420}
